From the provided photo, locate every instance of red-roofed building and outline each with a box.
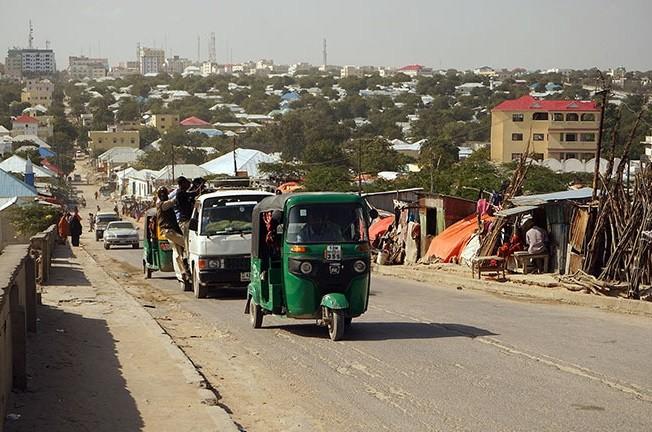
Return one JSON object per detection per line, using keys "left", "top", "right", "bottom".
{"left": 12, "top": 115, "right": 40, "bottom": 136}
{"left": 491, "top": 95, "right": 601, "bottom": 163}
{"left": 179, "top": 116, "right": 212, "bottom": 129}
{"left": 397, "top": 64, "right": 433, "bottom": 78}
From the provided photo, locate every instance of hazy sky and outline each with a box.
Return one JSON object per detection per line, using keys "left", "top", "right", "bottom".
{"left": 1, "top": 0, "right": 651, "bottom": 71}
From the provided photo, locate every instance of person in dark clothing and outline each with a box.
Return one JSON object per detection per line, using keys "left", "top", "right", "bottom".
{"left": 69, "top": 208, "right": 83, "bottom": 247}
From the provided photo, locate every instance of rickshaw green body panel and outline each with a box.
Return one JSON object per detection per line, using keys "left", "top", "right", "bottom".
{"left": 248, "top": 193, "right": 371, "bottom": 320}
{"left": 143, "top": 209, "right": 174, "bottom": 273}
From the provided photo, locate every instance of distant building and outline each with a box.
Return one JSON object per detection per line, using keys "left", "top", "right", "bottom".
{"left": 147, "top": 114, "right": 179, "bottom": 133}
{"left": 164, "top": 56, "right": 192, "bottom": 74}
{"left": 20, "top": 79, "right": 54, "bottom": 107}
{"left": 110, "top": 61, "right": 140, "bottom": 78}
{"left": 11, "top": 115, "right": 39, "bottom": 136}
{"left": 397, "top": 64, "right": 432, "bottom": 77}
{"left": 490, "top": 95, "right": 600, "bottom": 163}
{"left": 288, "top": 62, "right": 313, "bottom": 76}
{"left": 642, "top": 131, "right": 652, "bottom": 165}
{"left": 88, "top": 126, "right": 140, "bottom": 154}
{"left": 5, "top": 48, "right": 56, "bottom": 78}
{"left": 139, "top": 47, "right": 165, "bottom": 75}
{"left": 474, "top": 66, "right": 497, "bottom": 77}
{"left": 68, "top": 56, "right": 109, "bottom": 80}
{"left": 341, "top": 65, "right": 361, "bottom": 78}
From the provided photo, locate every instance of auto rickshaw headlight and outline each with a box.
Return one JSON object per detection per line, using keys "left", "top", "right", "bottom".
{"left": 353, "top": 260, "right": 367, "bottom": 273}
{"left": 299, "top": 261, "right": 313, "bottom": 275}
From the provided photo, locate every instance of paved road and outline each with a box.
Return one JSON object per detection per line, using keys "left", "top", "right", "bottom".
{"left": 77, "top": 182, "right": 651, "bottom": 432}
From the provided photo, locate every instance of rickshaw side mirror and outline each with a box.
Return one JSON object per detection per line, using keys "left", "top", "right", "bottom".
{"left": 188, "top": 218, "right": 198, "bottom": 232}
{"left": 369, "top": 209, "right": 379, "bottom": 220}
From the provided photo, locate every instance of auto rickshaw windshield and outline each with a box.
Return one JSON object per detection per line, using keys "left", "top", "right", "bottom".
{"left": 286, "top": 204, "right": 369, "bottom": 244}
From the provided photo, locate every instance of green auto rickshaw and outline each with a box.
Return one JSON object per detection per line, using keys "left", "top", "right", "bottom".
{"left": 143, "top": 208, "right": 174, "bottom": 278}
{"left": 245, "top": 193, "right": 377, "bottom": 341}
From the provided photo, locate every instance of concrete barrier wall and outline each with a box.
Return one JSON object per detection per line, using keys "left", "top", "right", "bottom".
{"left": 0, "top": 225, "right": 56, "bottom": 425}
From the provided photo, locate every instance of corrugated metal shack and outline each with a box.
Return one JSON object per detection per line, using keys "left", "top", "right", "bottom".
{"left": 417, "top": 193, "right": 476, "bottom": 257}
{"left": 497, "top": 188, "right": 593, "bottom": 274}
{"left": 363, "top": 188, "right": 423, "bottom": 213}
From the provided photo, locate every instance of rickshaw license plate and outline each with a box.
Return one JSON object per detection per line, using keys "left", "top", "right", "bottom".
{"left": 329, "top": 264, "right": 341, "bottom": 275}
{"left": 240, "top": 272, "right": 250, "bottom": 282}
{"left": 325, "top": 245, "right": 342, "bottom": 261}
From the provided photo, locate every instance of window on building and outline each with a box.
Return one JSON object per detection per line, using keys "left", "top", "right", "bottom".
{"left": 532, "top": 153, "right": 545, "bottom": 161}
{"left": 98, "top": 138, "right": 103, "bottom": 144}
{"left": 580, "top": 133, "right": 596, "bottom": 142}
{"left": 512, "top": 113, "right": 524, "bottom": 122}
{"left": 566, "top": 113, "right": 579, "bottom": 121}
{"left": 130, "top": 139, "right": 135, "bottom": 144}
{"left": 552, "top": 113, "right": 564, "bottom": 121}
{"left": 533, "top": 133, "right": 545, "bottom": 141}
{"left": 532, "top": 112, "right": 549, "bottom": 121}
{"left": 581, "top": 113, "right": 596, "bottom": 122}
{"left": 512, "top": 133, "right": 523, "bottom": 141}
{"left": 563, "top": 153, "right": 577, "bottom": 160}
{"left": 565, "top": 133, "right": 577, "bottom": 142}
{"left": 113, "top": 139, "right": 117, "bottom": 144}
{"left": 161, "top": 125, "right": 165, "bottom": 129}
{"left": 511, "top": 153, "right": 523, "bottom": 161}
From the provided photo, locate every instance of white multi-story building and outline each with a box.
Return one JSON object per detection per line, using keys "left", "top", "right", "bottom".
{"left": 341, "top": 65, "right": 361, "bottom": 78}
{"left": 68, "top": 56, "right": 109, "bottom": 80}
{"left": 642, "top": 131, "right": 652, "bottom": 165}
{"left": 5, "top": 48, "right": 56, "bottom": 78}
{"left": 139, "top": 47, "right": 165, "bottom": 75}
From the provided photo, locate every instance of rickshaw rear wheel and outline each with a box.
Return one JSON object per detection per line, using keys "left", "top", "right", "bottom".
{"left": 250, "top": 302, "right": 263, "bottom": 328}
{"left": 327, "top": 309, "right": 345, "bottom": 341}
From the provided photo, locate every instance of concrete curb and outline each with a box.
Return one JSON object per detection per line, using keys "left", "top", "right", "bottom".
{"left": 79, "top": 245, "right": 240, "bottom": 432}
{"left": 373, "top": 264, "right": 652, "bottom": 318}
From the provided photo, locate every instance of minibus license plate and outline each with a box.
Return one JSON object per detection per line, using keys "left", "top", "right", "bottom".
{"left": 240, "top": 272, "right": 250, "bottom": 282}
{"left": 325, "top": 245, "right": 342, "bottom": 261}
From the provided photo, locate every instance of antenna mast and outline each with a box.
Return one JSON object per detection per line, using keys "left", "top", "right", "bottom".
{"left": 209, "top": 32, "right": 217, "bottom": 63}
{"left": 322, "top": 38, "right": 327, "bottom": 69}
{"left": 28, "top": 20, "right": 34, "bottom": 49}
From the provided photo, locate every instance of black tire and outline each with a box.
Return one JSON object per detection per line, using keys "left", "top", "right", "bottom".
{"left": 328, "top": 309, "right": 345, "bottom": 341}
{"left": 103, "top": 243, "right": 110, "bottom": 250}
{"left": 192, "top": 267, "right": 207, "bottom": 298}
{"left": 250, "top": 301, "right": 263, "bottom": 329}
{"left": 345, "top": 317, "right": 353, "bottom": 328}
{"left": 144, "top": 262, "right": 152, "bottom": 279}
{"left": 132, "top": 243, "right": 139, "bottom": 249}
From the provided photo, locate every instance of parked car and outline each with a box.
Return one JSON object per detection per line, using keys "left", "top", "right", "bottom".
{"left": 103, "top": 221, "right": 140, "bottom": 250}
{"left": 95, "top": 212, "right": 121, "bottom": 241}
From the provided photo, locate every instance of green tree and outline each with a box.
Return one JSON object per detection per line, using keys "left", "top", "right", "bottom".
{"left": 139, "top": 126, "right": 161, "bottom": 148}
{"left": 116, "top": 98, "right": 141, "bottom": 121}
{"left": 7, "top": 203, "right": 61, "bottom": 237}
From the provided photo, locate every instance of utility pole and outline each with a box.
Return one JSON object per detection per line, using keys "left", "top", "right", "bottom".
{"left": 357, "top": 140, "right": 363, "bottom": 196}
{"left": 591, "top": 77, "right": 610, "bottom": 201}
{"left": 171, "top": 141, "right": 175, "bottom": 182}
{"left": 232, "top": 137, "right": 238, "bottom": 176}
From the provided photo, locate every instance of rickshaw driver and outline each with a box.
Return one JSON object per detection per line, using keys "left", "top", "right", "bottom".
{"left": 156, "top": 186, "right": 191, "bottom": 281}
{"left": 296, "top": 209, "right": 344, "bottom": 243}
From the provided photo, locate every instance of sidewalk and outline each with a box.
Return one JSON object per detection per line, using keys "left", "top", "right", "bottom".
{"left": 373, "top": 263, "right": 652, "bottom": 318}
{"left": 4, "top": 244, "right": 238, "bottom": 432}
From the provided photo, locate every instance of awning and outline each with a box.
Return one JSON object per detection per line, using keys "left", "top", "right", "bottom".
{"left": 495, "top": 205, "right": 538, "bottom": 217}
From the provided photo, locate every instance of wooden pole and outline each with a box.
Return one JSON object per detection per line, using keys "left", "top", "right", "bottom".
{"left": 591, "top": 85, "right": 610, "bottom": 201}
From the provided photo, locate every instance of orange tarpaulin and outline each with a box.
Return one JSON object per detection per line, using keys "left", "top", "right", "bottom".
{"left": 425, "top": 214, "right": 493, "bottom": 263}
{"left": 369, "top": 215, "right": 395, "bottom": 243}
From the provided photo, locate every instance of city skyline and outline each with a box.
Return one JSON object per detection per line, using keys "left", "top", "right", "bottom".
{"left": 1, "top": 0, "right": 652, "bottom": 71}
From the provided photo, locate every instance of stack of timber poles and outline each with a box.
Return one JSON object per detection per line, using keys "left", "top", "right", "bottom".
{"left": 477, "top": 150, "right": 532, "bottom": 257}
{"left": 559, "top": 108, "right": 652, "bottom": 301}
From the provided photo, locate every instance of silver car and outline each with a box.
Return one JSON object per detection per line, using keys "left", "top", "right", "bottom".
{"left": 103, "top": 221, "right": 140, "bottom": 250}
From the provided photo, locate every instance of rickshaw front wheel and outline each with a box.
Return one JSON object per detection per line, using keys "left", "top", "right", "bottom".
{"left": 250, "top": 302, "right": 263, "bottom": 329}
{"left": 143, "top": 261, "right": 152, "bottom": 279}
{"left": 327, "top": 309, "right": 345, "bottom": 341}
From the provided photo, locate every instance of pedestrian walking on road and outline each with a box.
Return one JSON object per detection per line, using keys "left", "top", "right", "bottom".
{"left": 94, "top": 191, "right": 99, "bottom": 200}
{"left": 70, "top": 208, "right": 83, "bottom": 247}
{"left": 88, "top": 213, "right": 95, "bottom": 232}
